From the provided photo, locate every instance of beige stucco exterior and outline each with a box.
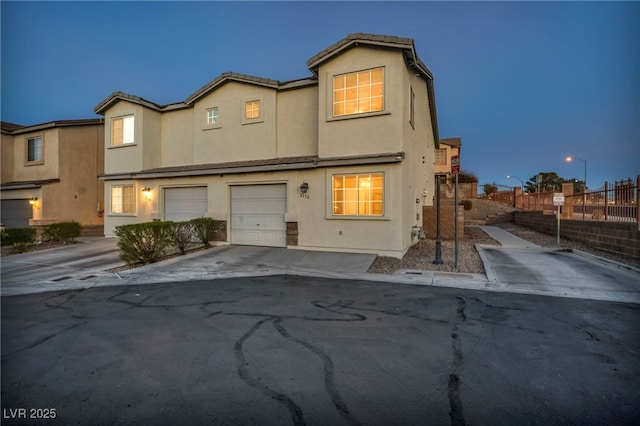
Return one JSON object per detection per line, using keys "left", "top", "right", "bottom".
{"left": 95, "top": 34, "right": 439, "bottom": 258}
{"left": 1, "top": 120, "right": 105, "bottom": 229}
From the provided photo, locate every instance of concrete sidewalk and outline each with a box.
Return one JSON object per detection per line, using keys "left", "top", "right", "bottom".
{"left": 2, "top": 228, "right": 639, "bottom": 304}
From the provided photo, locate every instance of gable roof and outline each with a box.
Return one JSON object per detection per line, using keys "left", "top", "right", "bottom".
{"left": 440, "top": 137, "right": 461, "bottom": 148}
{"left": 93, "top": 33, "right": 440, "bottom": 146}
{"left": 1, "top": 119, "right": 103, "bottom": 135}
{"left": 306, "top": 33, "right": 440, "bottom": 147}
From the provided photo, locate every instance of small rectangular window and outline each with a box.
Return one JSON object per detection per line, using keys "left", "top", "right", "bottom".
{"left": 435, "top": 149, "right": 447, "bottom": 165}
{"left": 26, "top": 136, "right": 43, "bottom": 163}
{"left": 332, "top": 173, "right": 384, "bottom": 216}
{"left": 110, "top": 185, "right": 134, "bottom": 214}
{"left": 206, "top": 107, "right": 219, "bottom": 125}
{"left": 111, "top": 115, "right": 134, "bottom": 146}
{"left": 245, "top": 100, "right": 260, "bottom": 120}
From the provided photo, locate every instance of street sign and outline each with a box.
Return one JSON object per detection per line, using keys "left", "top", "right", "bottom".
{"left": 451, "top": 155, "right": 460, "bottom": 175}
{"left": 553, "top": 193, "right": 564, "bottom": 206}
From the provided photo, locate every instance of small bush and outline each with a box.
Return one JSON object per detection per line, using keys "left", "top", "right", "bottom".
{"left": 0, "top": 227, "right": 37, "bottom": 252}
{"left": 168, "top": 221, "right": 195, "bottom": 255}
{"left": 115, "top": 222, "right": 173, "bottom": 265}
{"left": 44, "top": 221, "right": 81, "bottom": 243}
{"left": 461, "top": 200, "right": 473, "bottom": 210}
{"left": 191, "top": 217, "right": 218, "bottom": 248}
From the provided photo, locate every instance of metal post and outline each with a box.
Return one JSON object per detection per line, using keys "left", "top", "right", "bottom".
{"left": 557, "top": 205, "right": 561, "bottom": 246}
{"left": 433, "top": 176, "right": 443, "bottom": 265}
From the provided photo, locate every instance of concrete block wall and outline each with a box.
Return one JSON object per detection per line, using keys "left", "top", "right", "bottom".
{"left": 514, "top": 211, "right": 640, "bottom": 261}
{"left": 423, "top": 201, "right": 464, "bottom": 240}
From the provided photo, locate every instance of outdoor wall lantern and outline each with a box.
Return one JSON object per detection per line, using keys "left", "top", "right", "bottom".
{"left": 29, "top": 197, "right": 38, "bottom": 205}
{"left": 141, "top": 187, "right": 152, "bottom": 200}
{"left": 299, "top": 182, "right": 309, "bottom": 194}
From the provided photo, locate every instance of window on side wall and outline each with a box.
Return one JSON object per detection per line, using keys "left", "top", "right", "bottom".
{"left": 111, "top": 115, "right": 135, "bottom": 146}
{"left": 435, "top": 149, "right": 447, "bottom": 165}
{"left": 26, "top": 136, "right": 43, "bottom": 164}
{"left": 110, "top": 185, "right": 134, "bottom": 214}
{"left": 333, "top": 67, "right": 384, "bottom": 117}
{"left": 332, "top": 173, "right": 384, "bottom": 216}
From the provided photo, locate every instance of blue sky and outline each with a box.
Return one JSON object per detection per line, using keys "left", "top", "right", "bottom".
{"left": 2, "top": 1, "right": 639, "bottom": 189}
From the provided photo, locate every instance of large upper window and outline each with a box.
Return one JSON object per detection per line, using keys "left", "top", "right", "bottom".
{"left": 111, "top": 115, "right": 135, "bottom": 146}
{"left": 110, "top": 185, "right": 134, "bottom": 214}
{"left": 245, "top": 100, "right": 260, "bottom": 120}
{"left": 26, "top": 136, "right": 43, "bottom": 164}
{"left": 435, "top": 149, "right": 447, "bottom": 165}
{"left": 332, "top": 173, "right": 384, "bottom": 216}
{"left": 333, "top": 68, "right": 384, "bottom": 117}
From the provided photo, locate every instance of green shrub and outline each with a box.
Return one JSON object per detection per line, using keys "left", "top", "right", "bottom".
{"left": 190, "top": 217, "right": 218, "bottom": 248}
{"left": 0, "top": 227, "right": 37, "bottom": 252}
{"left": 461, "top": 200, "right": 473, "bottom": 210}
{"left": 114, "top": 221, "right": 173, "bottom": 265}
{"left": 44, "top": 221, "right": 81, "bottom": 243}
{"left": 168, "top": 221, "right": 195, "bottom": 255}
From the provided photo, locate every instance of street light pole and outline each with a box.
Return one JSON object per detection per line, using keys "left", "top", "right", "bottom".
{"left": 566, "top": 156, "right": 587, "bottom": 219}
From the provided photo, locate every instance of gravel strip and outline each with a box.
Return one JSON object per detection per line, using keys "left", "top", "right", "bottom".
{"left": 368, "top": 222, "right": 640, "bottom": 274}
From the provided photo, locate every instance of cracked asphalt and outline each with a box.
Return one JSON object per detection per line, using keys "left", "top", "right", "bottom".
{"left": 2, "top": 275, "right": 639, "bottom": 425}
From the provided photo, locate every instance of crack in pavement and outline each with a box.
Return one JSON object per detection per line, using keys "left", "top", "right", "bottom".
{"left": 449, "top": 296, "right": 466, "bottom": 426}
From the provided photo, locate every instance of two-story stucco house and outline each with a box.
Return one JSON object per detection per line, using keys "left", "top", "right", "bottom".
{"left": 94, "top": 33, "right": 440, "bottom": 258}
{"left": 1, "top": 119, "right": 105, "bottom": 233}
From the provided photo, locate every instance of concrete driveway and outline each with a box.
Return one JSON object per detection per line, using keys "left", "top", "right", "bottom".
{"left": 2, "top": 275, "right": 639, "bottom": 425}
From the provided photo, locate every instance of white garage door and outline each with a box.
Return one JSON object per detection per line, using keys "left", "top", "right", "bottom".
{"left": 164, "top": 187, "right": 207, "bottom": 222}
{"left": 231, "top": 184, "right": 286, "bottom": 247}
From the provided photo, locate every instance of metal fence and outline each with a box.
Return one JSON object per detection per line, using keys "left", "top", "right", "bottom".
{"left": 481, "top": 176, "right": 639, "bottom": 223}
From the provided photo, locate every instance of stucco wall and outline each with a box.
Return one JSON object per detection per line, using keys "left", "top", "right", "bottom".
{"left": 9, "top": 128, "right": 59, "bottom": 182}
{"left": 316, "top": 47, "right": 405, "bottom": 158}
{"left": 276, "top": 86, "right": 318, "bottom": 158}
{"left": 104, "top": 102, "right": 145, "bottom": 174}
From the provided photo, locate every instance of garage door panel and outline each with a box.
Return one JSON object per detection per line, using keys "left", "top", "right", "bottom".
{"left": 231, "top": 184, "right": 286, "bottom": 247}
{"left": 165, "top": 187, "right": 207, "bottom": 222}
{"left": 1, "top": 199, "right": 32, "bottom": 228}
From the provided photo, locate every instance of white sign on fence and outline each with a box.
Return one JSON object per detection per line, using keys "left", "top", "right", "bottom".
{"left": 553, "top": 193, "right": 564, "bottom": 206}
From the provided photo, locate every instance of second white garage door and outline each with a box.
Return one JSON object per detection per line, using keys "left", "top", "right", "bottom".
{"left": 231, "top": 184, "right": 286, "bottom": 247}
{"left": 164, "top": 187, "right": 208, "bottom": 222}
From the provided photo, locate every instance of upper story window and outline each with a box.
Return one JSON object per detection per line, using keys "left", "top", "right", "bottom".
{"left": 435, "top": 149, "right": 447, "bottom": 165}
{"left": 111, "top": 115, "right": 134, "bottom": 146}
{"left": 333, "top": 68, "right": 384, "bottom": 117}
{"left": 332, "top": 173, "right": 384, "bottom": 216}
{"left": 245, "top": 100, "right": 261, "bottom": 120}
{"left": 110, "top": 184, "right": 134, "bottom": 214}
{"left": 206, "top": 107, "right": 219, "bottom": 125}
{"left": 26, "top": 136, "right": 43, "bottom": 164}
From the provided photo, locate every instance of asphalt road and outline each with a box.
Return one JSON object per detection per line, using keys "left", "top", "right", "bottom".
{"left": 2, "top": 275, "right": 639, "bottom": 425}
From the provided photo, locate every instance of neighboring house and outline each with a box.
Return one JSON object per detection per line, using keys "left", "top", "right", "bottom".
{"left": 94, "top": 33, "right": 440, "bottom": 258}
{"left": 0, "top": 119, "right": 105, "bottom": 233}
{"left": 435, "top": 137, "right": 461, "bottom": 181}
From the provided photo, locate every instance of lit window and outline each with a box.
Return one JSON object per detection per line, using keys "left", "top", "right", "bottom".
{"left": 245, "top": 100, "right": 260, "bottom": 120}
{"left": 435, "top": 149, "right": 447, "bottom": 165}
{"left": 333, "top": 68, "right": 384, "bottom": 117}
{"left": 111, "top": 115, "right": 134, "bottom": 146}
{"left": 27, "top": 136, "right": 43, "bottom": 163}
{"left": 332, "top": 173, "right": 384, "bottom": 216}
{"left": 206, "top": 107, "right": 219, "bottom": 125}
{"left": 110, "top": 185, "right": 134, "bottom": 214}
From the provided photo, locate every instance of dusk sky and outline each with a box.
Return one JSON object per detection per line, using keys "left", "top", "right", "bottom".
{"left": 2, "top": 1, "right": 639, "bottom": 189}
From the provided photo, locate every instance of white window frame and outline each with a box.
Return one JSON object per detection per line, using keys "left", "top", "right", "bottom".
{"left": 206, "top": 107, "right": 219, "bottom": 125}
{"left": 110, "top": 184, "right": 135, "bottom": 215}
{"left": 241, "top": 97, "right": 264, "bottom": 125}
{"left": 332, "top": 67, "right": 385, "bottom": 118}
{"left": 331, "top": 173, "right": 385, "bottom": 217}
{"left": 111, "top": 115, "right": 135, "bottom": 147}
{"left": 26, "top": 135, "right": 43, "bottom": 164}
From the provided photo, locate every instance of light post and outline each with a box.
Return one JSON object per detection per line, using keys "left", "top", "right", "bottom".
{"left": 566, "top": 156, "right": 587, "bottom": 219}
